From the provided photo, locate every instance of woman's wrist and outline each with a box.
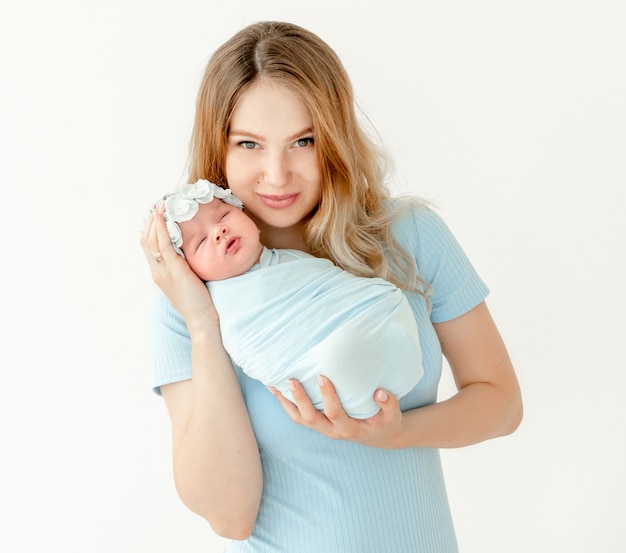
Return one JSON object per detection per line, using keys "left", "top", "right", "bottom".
{"left": 189, "top": 322, "right": 223, "bottom": 345}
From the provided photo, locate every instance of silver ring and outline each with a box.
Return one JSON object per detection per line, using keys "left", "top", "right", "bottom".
{"left": 152, "top": 252, "right": 163, "bottom": 264}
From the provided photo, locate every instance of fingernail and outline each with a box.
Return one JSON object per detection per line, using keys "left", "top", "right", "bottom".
{"left": 377, "top": 389, "right": 388, "bottom": 402}
{"left": 317, "top": 374, "right": 326, "bottom": 387}
{"left": 287, "top": 379, "right": 296, "bottom": 392}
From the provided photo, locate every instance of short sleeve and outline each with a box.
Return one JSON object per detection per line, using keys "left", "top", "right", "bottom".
{"left": 149, "top": 290, "right": 193, "bottom": 395}
{"left": 392, "top": 204, "right": 490, "bottom": 323}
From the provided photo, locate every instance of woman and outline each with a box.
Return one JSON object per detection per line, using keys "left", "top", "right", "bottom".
{"left": 141, "top": 21, "right": 522, "bottom": 552}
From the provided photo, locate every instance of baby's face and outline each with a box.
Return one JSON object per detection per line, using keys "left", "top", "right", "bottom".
{"left": 180, "top": 200, "right": 262, "bottom": 281}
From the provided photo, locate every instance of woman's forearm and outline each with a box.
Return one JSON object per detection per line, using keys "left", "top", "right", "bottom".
{"left": 166, "top": 329, "right": 262, "bottom": 539}
{"left": 394, "top": 303, "right": 523, "bottom": 449}
{"left": 393, "top": 380, "right": 523, "bottom": 449}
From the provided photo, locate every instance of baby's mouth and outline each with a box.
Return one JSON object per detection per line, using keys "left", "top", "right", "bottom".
{"left": 225, "top": 237, "right": 240, "bottom": 254}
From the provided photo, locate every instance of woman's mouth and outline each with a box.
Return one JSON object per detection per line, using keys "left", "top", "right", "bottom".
{"left": 257, "top": 193, "right": 299, "bottom": 209}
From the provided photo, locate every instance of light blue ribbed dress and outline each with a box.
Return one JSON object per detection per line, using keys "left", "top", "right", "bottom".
{"left": 150, "top": 205, "right": 489, "bottom": 552}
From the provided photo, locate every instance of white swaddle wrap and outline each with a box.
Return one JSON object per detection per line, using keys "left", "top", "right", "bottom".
{"left": 208, "top": 248, "right": 423, "bottom": 418}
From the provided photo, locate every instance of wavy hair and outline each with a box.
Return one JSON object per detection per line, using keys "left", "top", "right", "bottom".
{"left": 188, "top": 21, "right": 428, "bottom": 294}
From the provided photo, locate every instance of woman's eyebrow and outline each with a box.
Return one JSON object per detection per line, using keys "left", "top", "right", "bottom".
{"left": 286, "top": 128, "right": 313, "bottom": 141}
{"left": 228, "top": 127, "right": 313, "bottom": 142}
{"left": 228, "top": 129, "right": 262, "bottom": 140}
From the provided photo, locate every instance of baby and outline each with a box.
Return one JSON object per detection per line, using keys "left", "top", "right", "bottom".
{"left": 155, "top": 180, "right": 423, "bottom": 418}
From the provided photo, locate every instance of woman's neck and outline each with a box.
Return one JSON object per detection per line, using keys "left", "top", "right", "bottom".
{"left": 259, "top": 223, "right": 310, "bottom": 253}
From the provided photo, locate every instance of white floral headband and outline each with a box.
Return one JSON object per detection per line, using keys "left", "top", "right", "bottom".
{"left": 159, "top": 179, "right": 244, "bottom": 257}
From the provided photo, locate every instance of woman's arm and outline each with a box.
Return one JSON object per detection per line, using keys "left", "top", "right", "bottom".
{"left": 161, "top": 336, "right": 262, "bottom": 538}
{"left": 396, "top": 301, "right": 522, "bottom": 448}
{"left": 271, "top": 301, "right": 522, "bottom": 449}
{"left": 141, "top": 207, "right": 262, "bottom": 538}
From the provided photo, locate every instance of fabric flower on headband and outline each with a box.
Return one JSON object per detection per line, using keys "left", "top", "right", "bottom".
{"left": 161, "top": 179, "right": 244, "bottom": 257}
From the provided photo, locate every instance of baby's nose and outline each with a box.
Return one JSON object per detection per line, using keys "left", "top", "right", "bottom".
{"left": 214, "top": 226, "right": 228, "bottom": 242}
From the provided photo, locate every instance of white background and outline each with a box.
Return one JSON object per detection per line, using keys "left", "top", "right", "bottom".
{"left": 1, "top": 1, "right": 624, "bottom": 551}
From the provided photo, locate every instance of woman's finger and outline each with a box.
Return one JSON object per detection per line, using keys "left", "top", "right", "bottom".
{"left": 140, "top": 210, "right": 163, "bottom": 270}
{"left": 267, "top": 387, "right": 304, "bottom": 423}
{"left": 146, "top": 204, "right": 184, "bottom": 274}
{"left": 287, "top": 379, "right": 329, "bottom": 427}
{"left": 372, "top": 389, "right": 402, "bottom": 427}
{"left": 152, "top": 203, "right": 177, "bottom": 262}
{"left": 140, "top": 209, "right": 155, "bottom": 251}
{"left": 316, "top": 375, "right": 349, "bottom": 422}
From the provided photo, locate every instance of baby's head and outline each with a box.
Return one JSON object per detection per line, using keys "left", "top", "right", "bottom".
{"left": 160, "top": 180, "right": 262, "bottom": 281}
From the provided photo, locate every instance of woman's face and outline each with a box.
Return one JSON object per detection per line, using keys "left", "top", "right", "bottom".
{"left": 224, "top": 80, "right": 321, "bottom": 240}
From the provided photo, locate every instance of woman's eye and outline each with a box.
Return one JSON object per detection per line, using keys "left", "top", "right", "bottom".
{"left": 240, "top": 141, "right": 258, "bottom": 149}
{"left": 295, "top": 137, "right": 314, "bottom": 147}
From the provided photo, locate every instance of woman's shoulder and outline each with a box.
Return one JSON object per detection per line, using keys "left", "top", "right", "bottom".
{"left": 149, "top": 289, "right": 193, "bottom": 395}
{"left": 387, "top": 196, "right": 490, "bottom": 322}
{"left": 388, "top": 197, "right": 455, "bottom": 255}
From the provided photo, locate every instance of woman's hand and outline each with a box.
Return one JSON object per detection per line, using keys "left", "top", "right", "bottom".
{"left": 140, "top": 203, "right": 219, "bottom": 333}
{"left": 268, "top": 376, "right": 407, "bottom": 449}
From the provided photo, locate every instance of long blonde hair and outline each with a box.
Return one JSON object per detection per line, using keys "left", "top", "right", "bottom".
{"left": 189, "top": 21, "right": 425, "bottom": 293}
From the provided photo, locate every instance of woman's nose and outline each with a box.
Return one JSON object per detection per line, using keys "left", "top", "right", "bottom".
{"left": 264, "top": 151, "right": 290, "bottom": 188}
